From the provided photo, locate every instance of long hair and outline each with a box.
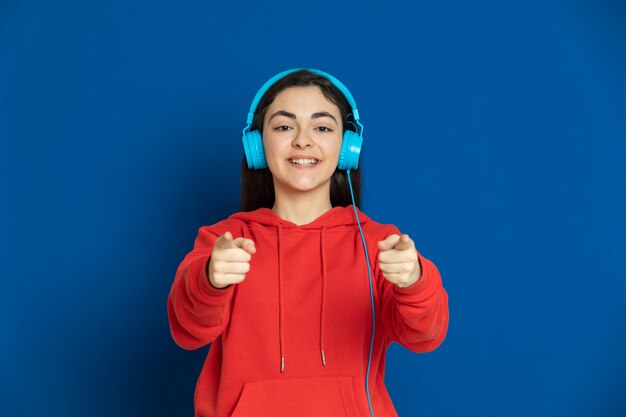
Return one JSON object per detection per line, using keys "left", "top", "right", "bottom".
{"left": 240, "top": 70, "right": 362, "bottom": 212}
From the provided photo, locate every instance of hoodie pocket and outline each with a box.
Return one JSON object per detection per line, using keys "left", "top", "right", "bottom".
{"left": 231, "top": 376, "right": 361, "bottom": 417}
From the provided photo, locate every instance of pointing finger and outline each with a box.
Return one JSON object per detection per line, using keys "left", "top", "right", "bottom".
{"left": 233, "top": 237, "right": 257, "bottom": 254}
{"left": 378, "top": 234, "right": 400, "bottom": 251}
{"left": 214, "top": 231, "right": 237, "bottom": 249}
{"left": 393, "top": 234, "right": 415, "bottom": 251}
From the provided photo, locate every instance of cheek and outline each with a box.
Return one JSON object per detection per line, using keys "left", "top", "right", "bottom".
{"left": 326, "top": 137, "right": 344, "bottom": 159}
{"left": 262, "top": 135, "right": 289, "bottom": 172}
{"left": 262, "top": 135, "right": 280, "bottom": 157}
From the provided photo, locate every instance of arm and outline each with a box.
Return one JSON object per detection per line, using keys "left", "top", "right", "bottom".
{"left": 378, "top": 229, "right": 449, "bottom": 353}
{"left": 167, "top": 221, "right": 240, "bottom": 350}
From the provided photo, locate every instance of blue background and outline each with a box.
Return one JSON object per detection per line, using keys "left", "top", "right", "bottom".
{"left": 1, "top": 0, "right": 625, "bottom": 416}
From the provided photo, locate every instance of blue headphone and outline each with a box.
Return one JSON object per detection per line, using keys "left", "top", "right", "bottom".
{"left": 241, "top": 68, "right": 364, "bottom": 171}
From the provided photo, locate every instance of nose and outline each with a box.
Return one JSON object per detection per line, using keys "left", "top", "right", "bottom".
{"left": 292, "top": 128, "right": 313, "bottom": 149}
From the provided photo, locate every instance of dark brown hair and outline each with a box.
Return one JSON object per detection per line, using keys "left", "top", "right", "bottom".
{"left": 240, "top": 70, "right": 362, "bottom": 212}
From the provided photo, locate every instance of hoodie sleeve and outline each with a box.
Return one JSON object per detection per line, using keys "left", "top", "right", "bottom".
{"left": 167, "top": 219, "right": 243, "bottom": 350}
{"left": 377, "top": 227, "right": 449, "bottom": 353}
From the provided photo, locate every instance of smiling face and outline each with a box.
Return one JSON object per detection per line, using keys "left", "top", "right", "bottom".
{"left": 262, "top": 86, "right": 343, "bottom": 204}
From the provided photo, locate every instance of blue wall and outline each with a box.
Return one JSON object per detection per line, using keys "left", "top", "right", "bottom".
{"left": 1, "top": 1, "right": 625, "bottom": 416}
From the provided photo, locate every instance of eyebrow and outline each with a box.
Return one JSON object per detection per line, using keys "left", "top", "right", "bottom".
{"left": 312, "top": 112, "right": 338, "bottom": 124}
{"left": 268, "top": 110, "right": 338, "bottom": 124}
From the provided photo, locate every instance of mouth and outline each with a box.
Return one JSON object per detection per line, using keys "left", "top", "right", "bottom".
{"left": 287, "top": 158, "right": 321, "bottom": 167}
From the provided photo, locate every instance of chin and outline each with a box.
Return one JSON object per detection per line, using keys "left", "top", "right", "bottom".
{"left": 283, "top": 178, "right": 332, "bottom": 194}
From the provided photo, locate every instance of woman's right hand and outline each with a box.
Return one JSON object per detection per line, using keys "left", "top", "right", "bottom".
{"left": 207, "top": 231, "right": 256, "bottom": 289}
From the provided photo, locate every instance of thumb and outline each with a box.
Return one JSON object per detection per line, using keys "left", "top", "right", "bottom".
{"left": 378, "top": 234, "right": 401, "bottom": 251}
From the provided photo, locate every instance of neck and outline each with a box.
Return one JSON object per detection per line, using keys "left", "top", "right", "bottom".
{"left": 272, "top": 184, "right": 333, "bottom": 226}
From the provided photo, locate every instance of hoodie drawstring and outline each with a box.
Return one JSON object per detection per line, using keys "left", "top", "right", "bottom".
{"left": 277, "top": 224, "right": 286, "bottom": 373}
{"left": 320, "top": 226, "right": 328, "bottom": 367}
{"left": 276, "top": 223, "right": 331, "bottom": 372}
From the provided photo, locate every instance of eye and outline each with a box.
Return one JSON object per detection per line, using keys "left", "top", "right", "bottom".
{"left": 274, "top": 125, "right": 293, "bottom": 131}
{"left": 315, "top": 126, "right": 333, "bottom": 133}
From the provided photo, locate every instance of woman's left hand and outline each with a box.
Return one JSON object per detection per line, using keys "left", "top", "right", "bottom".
{"left": 377, "top": 234, "right": 422, "bottom": 288}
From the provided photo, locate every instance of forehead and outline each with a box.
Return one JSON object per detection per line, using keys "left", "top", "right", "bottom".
{"left": 267, "top": 86, "right": 341, "bottom": 115}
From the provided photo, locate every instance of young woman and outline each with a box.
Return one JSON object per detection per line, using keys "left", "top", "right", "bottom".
{"left": 168, "top": 69, "right": 449, "bottom": 417}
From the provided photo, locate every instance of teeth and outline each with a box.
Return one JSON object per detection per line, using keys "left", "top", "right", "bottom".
{"left": 289, "top": 158, "right": 319, "bottom": 166}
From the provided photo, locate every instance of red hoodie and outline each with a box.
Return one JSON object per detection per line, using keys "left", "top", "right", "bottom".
{"left": 168, "top": 205, "right": 449, "bottom": 417}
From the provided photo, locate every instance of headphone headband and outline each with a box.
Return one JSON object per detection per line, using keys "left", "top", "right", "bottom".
{"left": 245, "top": 68, "right": 361, "bottom": 128}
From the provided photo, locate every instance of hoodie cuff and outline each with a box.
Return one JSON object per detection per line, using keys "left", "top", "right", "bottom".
{"left": 393, "top": 253, "right": 430, "bottom": 297}
{"left": 197, "top": 256, "right": 235, "bottom": 299}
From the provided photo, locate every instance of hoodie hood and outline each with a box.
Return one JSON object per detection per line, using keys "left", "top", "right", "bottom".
{"left": 229, "top": 205, "right": 371, "bottom": 230}
{"left": 228, "top": 205, "right": 370, "bottom": 372}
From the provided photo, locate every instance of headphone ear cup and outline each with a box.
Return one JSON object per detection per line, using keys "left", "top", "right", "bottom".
{"left": 338, "top": 130, "right": 363, "bottom": 170}
{"left": 242, "top": 130, "right": 267, "bottom": 169}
